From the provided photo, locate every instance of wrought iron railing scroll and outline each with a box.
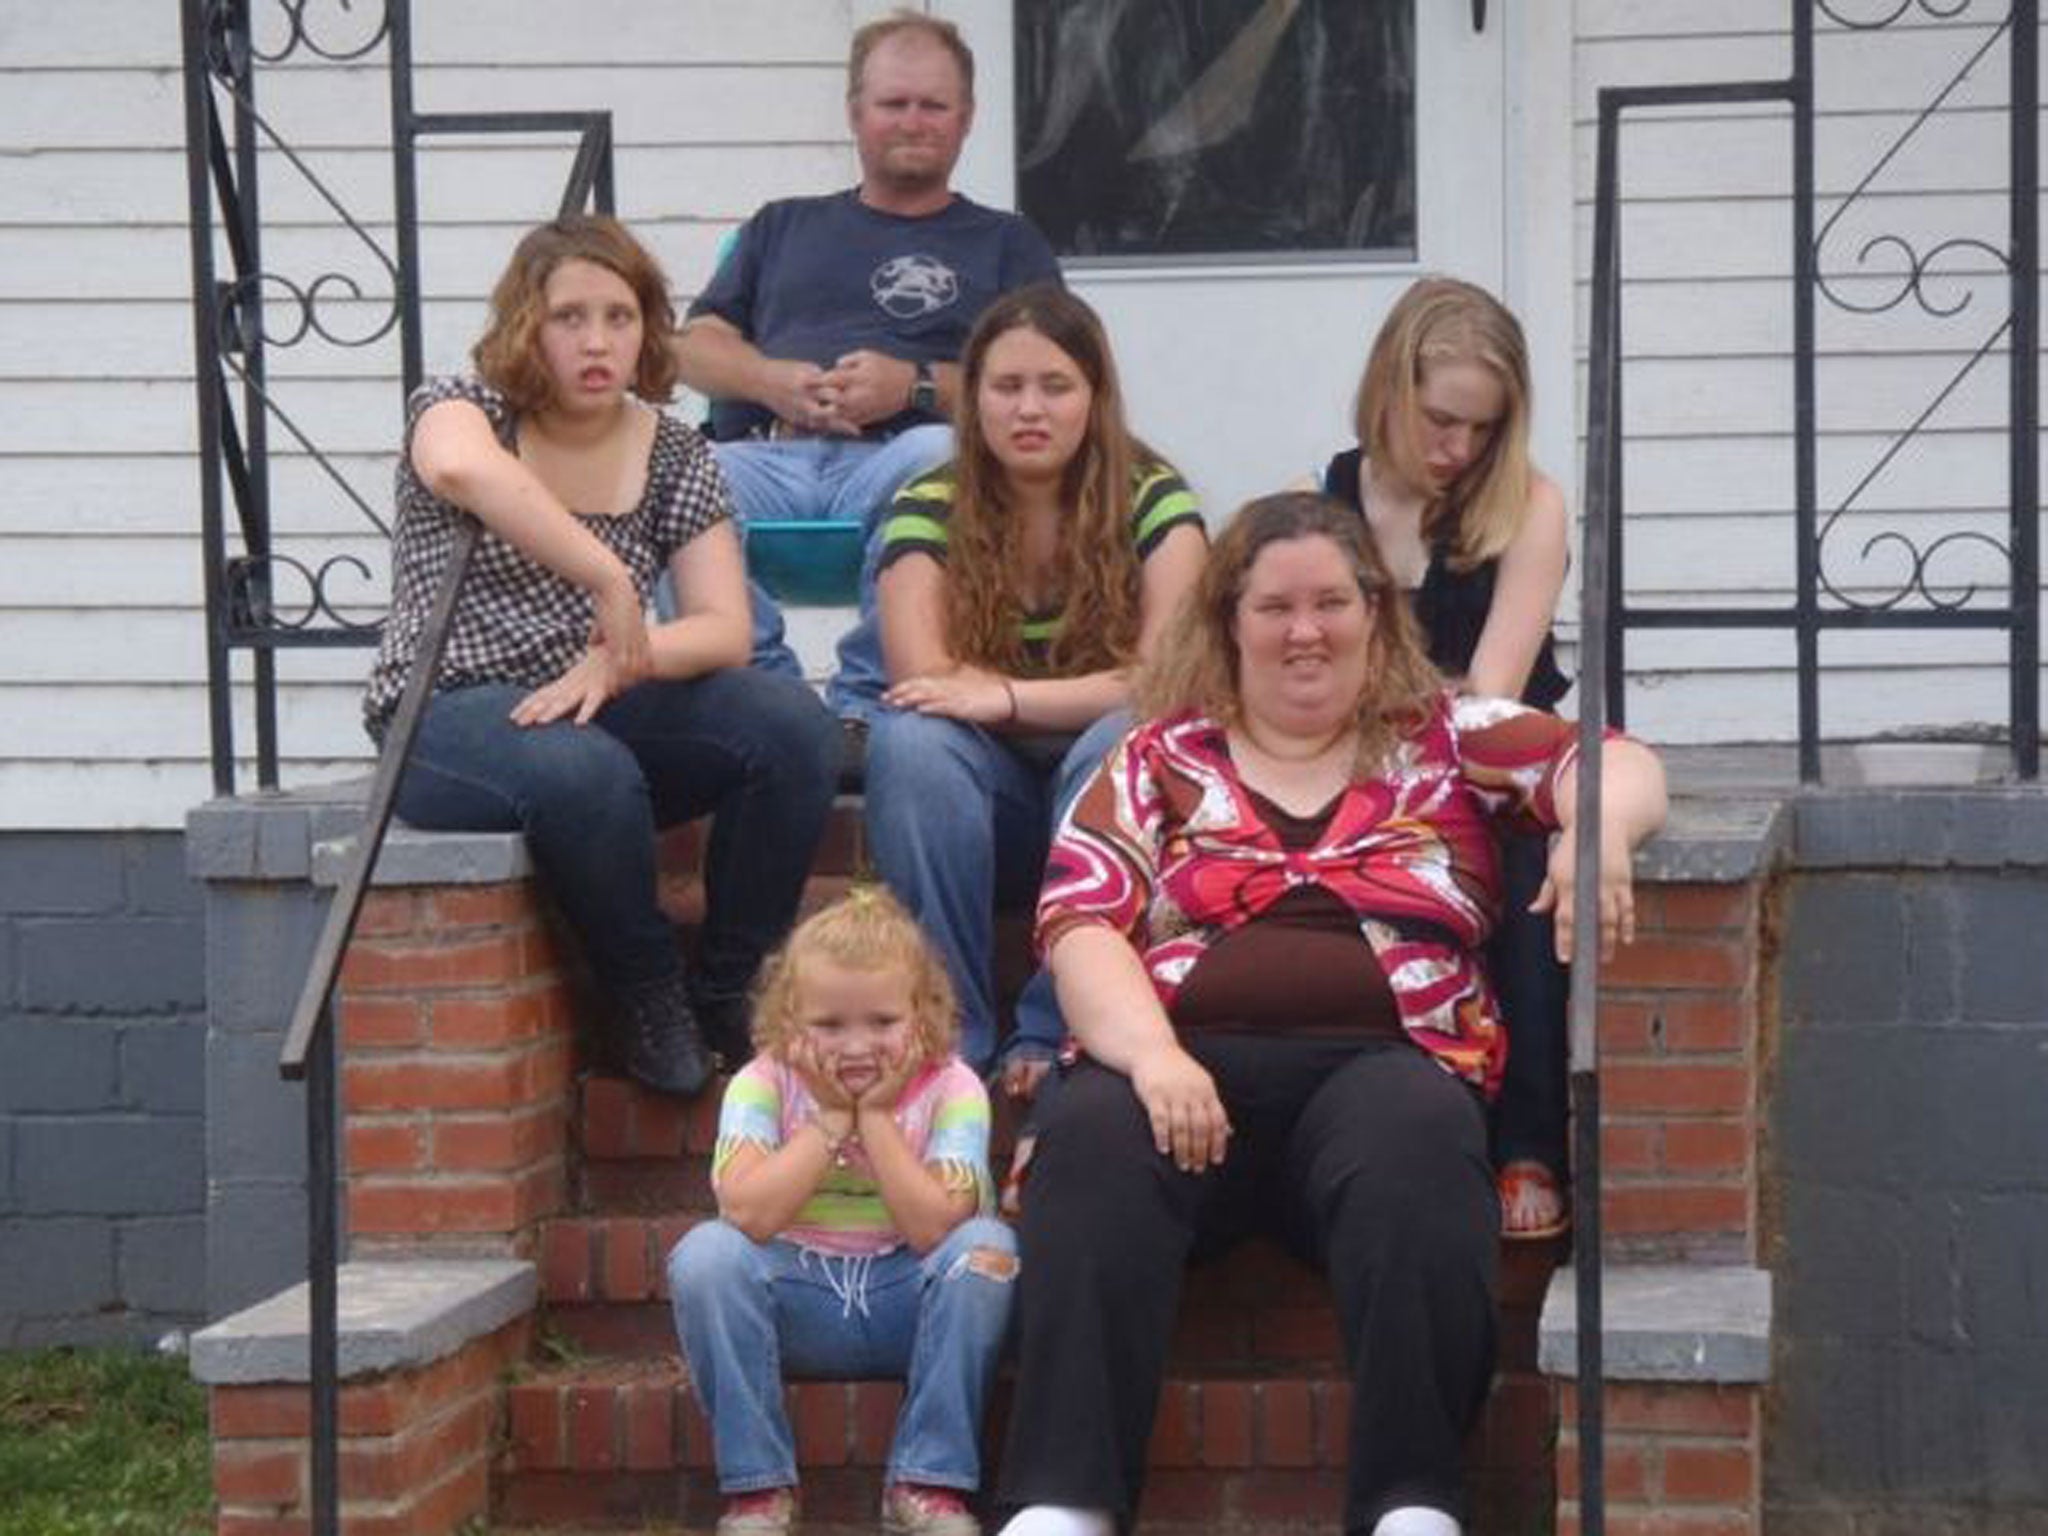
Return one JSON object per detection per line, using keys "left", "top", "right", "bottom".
{"left": 181, "top": 3, "right": 618, "bottom": 1531}
{"left": 1602, "top": 2, "right": 2039, "bottom": 781}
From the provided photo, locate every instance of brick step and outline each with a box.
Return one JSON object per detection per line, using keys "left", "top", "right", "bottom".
{"left": 500, "top": 1356, "right": 1555, "bottom": 1533}
{"left": 537, "top": 1212, "right": 1560, "bottom": 1373}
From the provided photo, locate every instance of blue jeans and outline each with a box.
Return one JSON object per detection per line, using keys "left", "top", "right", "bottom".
{"left": 864, "top": 709, "right": 1130, "bottom": 1071}
{"left": 694, "top": 426, "right": 954, "bottom": 680}
{"left": 393, "top": 670, "right": 839, "bottom": 1001}
{"left": 667, "top": 1216, "right": 1017, "bottom": 1493}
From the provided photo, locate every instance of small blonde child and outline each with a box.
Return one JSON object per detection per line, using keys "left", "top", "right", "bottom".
{"left": 666, "top": 887, "right": 1015, "bottom": 1536}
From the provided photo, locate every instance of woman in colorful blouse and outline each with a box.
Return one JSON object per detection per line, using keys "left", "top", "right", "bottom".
{"left": 993, "top": 493, "right": 1666, "bottom": 1536}
{"left": 365, "top": 217, "right": 840, "bottom": 1097}
{"left": 849, "top": 284, "right": 1208, "bottom": 1080}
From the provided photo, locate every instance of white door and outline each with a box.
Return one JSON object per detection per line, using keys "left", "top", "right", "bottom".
{"left": 940, "top": 2, "right": 1565, "bottom": 520}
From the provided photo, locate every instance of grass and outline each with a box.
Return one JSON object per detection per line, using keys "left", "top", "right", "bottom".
{"left": 0, "top": 1347, "right": 211, "bottom": 1535}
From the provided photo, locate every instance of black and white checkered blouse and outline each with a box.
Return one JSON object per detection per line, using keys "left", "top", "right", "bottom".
{"left": 363, "top": 375, "right": 732, "bottom": 735}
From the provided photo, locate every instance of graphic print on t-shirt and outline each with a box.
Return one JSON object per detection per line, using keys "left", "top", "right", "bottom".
{"left": 871, "top": 254, "right": 960, "bottom": 318}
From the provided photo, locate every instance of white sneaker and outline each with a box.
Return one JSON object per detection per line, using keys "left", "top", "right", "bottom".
{"left": 1372, "top": 1508, "right": 1461, "bottom": 1536}
{"left": 996, "top": 1508, "right": 1115, "bottom": 1536}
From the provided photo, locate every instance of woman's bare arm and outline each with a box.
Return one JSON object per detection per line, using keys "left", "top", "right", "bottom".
{"left": 1465, "top": 471, "right": 1568, "bottom": 700}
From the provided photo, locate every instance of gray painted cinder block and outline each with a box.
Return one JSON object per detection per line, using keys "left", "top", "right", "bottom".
{"left": 1794, "top": 789, "right": 2048, "bottom": 870}
{"left": 8, "top": 1311, "right": 174, "bottom": 1350}
{"left": 1775, "top": 1179, "right": 1909, "bottom": 1341}
{"left": 118, "top": 1017, "right": 207, "bottom": 1115}
{"left": 17, "top": 916, "right": 205, "bottom": 1014}
{"left": 1957, "top": 1197, "right": 2048, "bottom": 1346}
{"left": 207, "top": 1179, "right": 323, "bottom": 1321}
{"left": 184, "top": 780, "right": 370, "bottom": 882}
{"left": 1781, "top": 876, "right": 1911, "bottom": 1025}
{"left": 198, "top": 836, "right": 338, "bottom": 1321}
{"left": 0, "top": 1124, "right": 13, "bottom": 1207}
{"left": 0, "top": 924, "right": 17, "bottom": 1009}
{"left": 1978, "top": 1346, "right": 2048, "bottom": 1500}
{"left": 206, "top": 1031, "right": 311, "bottom": 1173}
{"left": 190, "top": 1260, "right": 536, "bottom": 1384}
{"left": 0, "top": 1017, "right": 119, "bottom": 1112}
{"left": 0, "top": 1218, "right": 117, "bottom": 1315}
{"left": 1773, "top": 836, "right": 2048, "bottom": 1514}
{"left": 1951, "top": 875, "right": 2048, "bottom": 1022}
{"left": 203, "top": 883, "right": 329, "bottom": 1034}
{"left": 125, "top": 833, "right": 205, "bottom": 917}
{"left": 117, "top": 1215, "right": 208, "bottom": 1317}
{"left": 1899, "top": 881, "right": 1962, "bottom": 1024}
{"left": 0, "top": 833, "right": 126, "bottom": 915}
{"left": 14, "top": 1116, "right": 204, "bottom": 1216}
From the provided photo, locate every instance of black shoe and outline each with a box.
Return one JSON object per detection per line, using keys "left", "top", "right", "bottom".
{"left": 692, "top": 990, "right": 754, "bottom": 1070}
{"left": 616, "top": 974, "right": 713, "bottom": 1097}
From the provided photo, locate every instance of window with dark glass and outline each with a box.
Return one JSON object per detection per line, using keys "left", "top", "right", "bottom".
{"left": 1014, "top": 0, "right": 1416, "bottom": 262}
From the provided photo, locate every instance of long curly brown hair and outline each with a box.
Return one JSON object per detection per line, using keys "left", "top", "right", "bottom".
{"left": 1139, "top": 492, "right": 1443, "bottom": 772}
{"left": 942, "top": 284, "right": 1148, "bottom": 678}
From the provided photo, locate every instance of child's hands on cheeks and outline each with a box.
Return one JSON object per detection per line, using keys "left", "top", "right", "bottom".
{"left": 853, "top": 1038, "right": 922, "bottom": 1117}
{"left": 786, "top": 1033, "right": 857, "bottom": 1143}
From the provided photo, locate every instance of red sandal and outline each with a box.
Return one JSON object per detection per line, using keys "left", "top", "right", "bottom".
{"left": 1498, "top": 1159, "right": 1570, "bottom": 1241}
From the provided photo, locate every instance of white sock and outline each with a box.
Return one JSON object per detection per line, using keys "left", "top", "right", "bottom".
{"left": 996, "top": 1507, "right": 1115, "bottom": 1536}
{"left": 1372, "top": 1508, "right": 1461, "bottom": 1536}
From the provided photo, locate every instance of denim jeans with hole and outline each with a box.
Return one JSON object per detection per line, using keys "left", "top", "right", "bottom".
{"left": 392, "top": 670, "right": 838, "bottom": 1001}
{"left": 861, "top": 708, "right": 1130, "bottom": 1072}
{"left": 667, "top": 1216, "right": 1016, "bottom": 1493}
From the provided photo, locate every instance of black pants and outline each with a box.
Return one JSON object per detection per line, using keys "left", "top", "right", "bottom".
{"left": 1490, "top": 828, "right": 1572, "bottom": 1174}
{"left": 997, "top": 1036, "right": 1499, "bottom": 1533}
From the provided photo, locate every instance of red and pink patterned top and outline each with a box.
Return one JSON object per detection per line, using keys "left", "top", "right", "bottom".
{"left": 1036, "top": 692, "right": 1596, "bottom": 1096}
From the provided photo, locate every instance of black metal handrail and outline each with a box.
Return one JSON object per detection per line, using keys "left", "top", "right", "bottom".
{"left": 1573, "top": 63, "right": 1802, "bottom": 1536}
{"left": 181, "top": 2, "right": 623, "bottom": 1529}
{"left": 1599, "top": 4, "right": 2039, "bottom": 782}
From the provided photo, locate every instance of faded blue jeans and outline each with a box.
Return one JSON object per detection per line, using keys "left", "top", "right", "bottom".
{"left": 862, "top": 709, "right": 1131, "bottom": 1072}
{"left": 391, "top": 670, "right": 839, "bottom": 1003}
{"left": 695, "top": 426, "right": 954, "bottom": 679}
{"left": 667, "top": 1216, "right": 1017, "bottom": 1493}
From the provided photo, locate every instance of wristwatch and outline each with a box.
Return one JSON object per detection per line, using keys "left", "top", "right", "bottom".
{"left": 909, "top": 360, "right": 939, "bottom": 416}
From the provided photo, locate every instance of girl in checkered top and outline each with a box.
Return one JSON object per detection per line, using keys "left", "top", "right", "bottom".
{"left": 365, "top": 216, "right": 840, "bottom": 1097}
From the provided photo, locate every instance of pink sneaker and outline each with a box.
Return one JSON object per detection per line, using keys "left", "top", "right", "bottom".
{"left": 717, "top": 1485, "right": 796, "bottom": 1536}
{"left": 881, "top": 1480, "right": 981, "bottom": 1536}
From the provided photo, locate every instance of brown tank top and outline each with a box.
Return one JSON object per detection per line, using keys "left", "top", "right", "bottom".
{"left": 1170, "top": 789, "right": 1405, "bottom": 1040}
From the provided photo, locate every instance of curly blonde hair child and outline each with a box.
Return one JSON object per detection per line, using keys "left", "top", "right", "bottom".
{"left": 747, "top": 886, "right": 959, "bottom": 1068}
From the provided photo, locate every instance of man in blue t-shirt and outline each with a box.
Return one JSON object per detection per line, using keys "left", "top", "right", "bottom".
{"left": 672, "top": 11, "right": 1062, "bottom": 682}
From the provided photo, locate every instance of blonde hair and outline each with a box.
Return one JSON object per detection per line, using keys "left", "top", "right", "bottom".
{"left": 749, "top": 887, "right": 958, "bottom": 1066}
{"left": 1139, "top": 492, "right": 1442, "bottom": 772}
{"left": 944, "top": 284, "right": 1148, "bottom": 678}
{"left": 1353, "top": 276, "right": 1534, "bottom": 570}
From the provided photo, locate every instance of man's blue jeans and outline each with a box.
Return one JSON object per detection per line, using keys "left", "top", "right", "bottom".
{"left": 863, "top": 709, "right": 1131, "bottom": 1071}
{"left": 667, "top": 1216, "right": 1017, "bottom": 1494}
{"left": 702, "top": 426, "right": 953, "bottom": 680}
{"left": 392, "top": 670, "right": 839, "bottom": 1002}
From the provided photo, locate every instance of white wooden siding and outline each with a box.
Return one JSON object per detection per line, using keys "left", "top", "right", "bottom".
{"left": 1571, "top": 3, "right": 2042, "bottom": 745}
{"left": 4, "top": 3, "right": 2040, "bottom": 828}
{"left": 0, "top": 1, "right": 902, "bottom": 828}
